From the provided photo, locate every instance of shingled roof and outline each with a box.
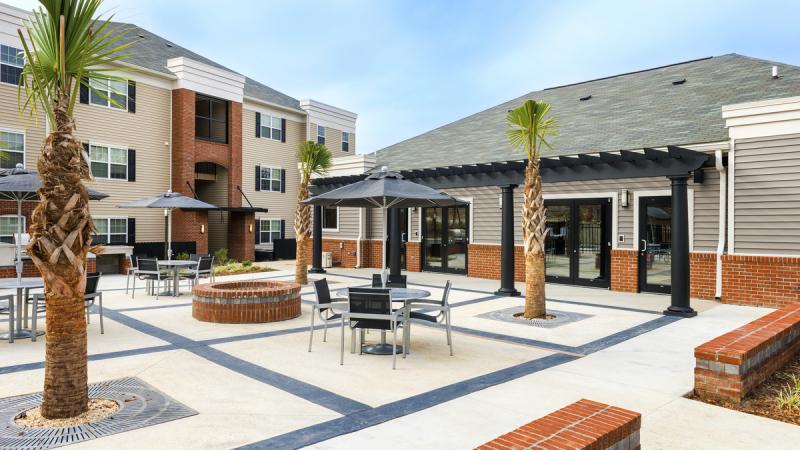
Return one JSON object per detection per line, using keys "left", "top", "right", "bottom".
{"left": 372, "top": 54, "right": 800, "bottom": 171}
{"left": 106, "top": 22, "right": 302, "bottom": 112}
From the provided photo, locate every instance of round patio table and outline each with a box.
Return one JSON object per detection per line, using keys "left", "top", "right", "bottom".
{"left": 0, "top": 279, "right": 45, "bottom": 342}
{"left": 334, "top": 287, "right": 431, "bottom": 355}
{"left": 157, "top": 260, "right": 197, "bottom": 297}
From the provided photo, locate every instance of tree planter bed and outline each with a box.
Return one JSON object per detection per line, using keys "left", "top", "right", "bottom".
{"left": 192, "top": 280, "right": 301, "bottom": 324}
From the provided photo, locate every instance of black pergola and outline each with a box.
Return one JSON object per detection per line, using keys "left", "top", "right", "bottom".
{"left": 310, "top": 146, "right": 716, "bottom": 318}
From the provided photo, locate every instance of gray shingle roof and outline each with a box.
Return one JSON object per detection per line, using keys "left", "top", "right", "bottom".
{"left": 106, "top": 22, "right": 302, "bottom": 111}
{"left": 373, "top": 54, "right": 800, "bottom": 171}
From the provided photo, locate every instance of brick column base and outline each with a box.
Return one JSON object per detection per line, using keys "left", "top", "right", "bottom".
{"left": 406, "top": 241, "right": 421, "bottom": 272}
{"left": 610, "top": 249, "right": 638, "bottom": 292}
{"left": 228, "top": 212, "right": 255, "bottom": 262}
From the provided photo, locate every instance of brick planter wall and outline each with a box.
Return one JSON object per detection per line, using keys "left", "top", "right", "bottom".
{"left": 192, "top": 280, "right": 301, "bottom": 323}
{"left": 694, "top": 303, "right": 800, "bottom": 403}
{"left": 467, "top": 243, "right": 524, "bottom": 282}
{"left": 477, "top": 398, "right": 641, "bottom": 450}
{"left": 721, "top": 254, "right": 800, "bottom": 308}
{"left": 610, "top": 249, "right": 638, "bottom": 292}
{"left": 690, "top": 251, "right": 717, "bottom": 300}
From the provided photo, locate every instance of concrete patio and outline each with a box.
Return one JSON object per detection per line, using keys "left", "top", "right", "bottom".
{"left": 1, "top": 265, "right": 798, "bottom": 449}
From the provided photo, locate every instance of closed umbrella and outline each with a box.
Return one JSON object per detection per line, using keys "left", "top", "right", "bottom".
{"left": 117, "top": 190, "right": 217, "bottom": 259}
{"left": 0, "top": 164, "right": 108, "bottom": 281}
{"left": 303, "top": 166, "right": 463, "bottom": 273}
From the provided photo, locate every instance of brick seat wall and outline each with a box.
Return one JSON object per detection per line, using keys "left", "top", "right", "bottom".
{"left": 476, "top": 399, "right": 641, "bottom": 450}
{"left": 694, "top": 303, "right": 800, "bottom": 403}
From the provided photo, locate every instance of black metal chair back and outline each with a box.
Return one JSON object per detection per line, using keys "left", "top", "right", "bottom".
{"left": 371, "top": 274, "right": 407, "bottom": 288}
{"left": 441, "top": 280, "right": 452, "bottom": 306}
{"left": 198, "top": 256, "right": 213, "bottom": 271}
{"left": 348, "top": 288, "right": 391, "bottom": 315}
{"left": 138, "top": 258, "right": 158, "bottom": 272}
{"left": 190, "top": 253, "right": 211, "bottom": 261}
{"left": 130, "top": 254, "right": 140, "bottom": 268}
{"left": 313, "top": 278, "right": 334, "bottom": 304}
{"left": 85, "top": 272, "right": 101, "bottom": 296}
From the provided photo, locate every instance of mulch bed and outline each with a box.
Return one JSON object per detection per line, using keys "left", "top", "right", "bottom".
{"left": 691, "top": 352, "right": 800, "bottom": 425}
{"left": 15, "top": 398, "right": 120, "bottom": 428}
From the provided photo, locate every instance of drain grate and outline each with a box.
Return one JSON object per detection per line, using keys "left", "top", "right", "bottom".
{"left": 0, "top": 377, "right": 197, "bottom": 449}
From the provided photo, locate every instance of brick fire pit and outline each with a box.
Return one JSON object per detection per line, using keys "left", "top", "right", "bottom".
{"left": 192, "top": 280, "right": 301, "bottom": 323}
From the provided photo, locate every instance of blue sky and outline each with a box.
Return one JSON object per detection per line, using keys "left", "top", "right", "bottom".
{"left": 7, "top": 0, "right": 800, "bottom": 154}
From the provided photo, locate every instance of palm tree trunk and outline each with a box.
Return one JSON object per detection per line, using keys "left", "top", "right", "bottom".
{"left": 522, "top": 159, "right": 547, "bottom": 318}
{"left": 28, "top": 93, "right": 93, "bottom": 418}
{"left": 294, "top": 180, "right": 311, "bottom": 284}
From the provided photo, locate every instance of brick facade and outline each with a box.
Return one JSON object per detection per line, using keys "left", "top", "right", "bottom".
{"left": 228, "top": 212, "right": 255, "bottom": 262}
{"left": 721, "top": 254, "right": 800, "bottom": 308}
{"left": 690, "top": 251, "right": 717, "bottom": 300}
{"left": 0, "top": 258, "right": 96, "bottom": 278}
{"left": 467, "top": 243, "right": 524, "bottom": 282}
{"left": 305, "top": 239, "right": 384, "bottom": 269}
{"left": 406, "top": 241, "right": 421, "bottom": 272}
{"left": 610, "top": 249, "right": 638, "bottom": 292}
{"left": 694, "top": 303, "right": 800, "bottom": 403}
{"left": 477, "top": 399, "right": 641, "bottom": 450}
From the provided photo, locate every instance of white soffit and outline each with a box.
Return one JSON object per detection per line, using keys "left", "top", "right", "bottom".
{"left": 167, "top": 57, "right": 245, "bottom": 103}
{"left": 300, "top": 99, "right": 357, "bottom": 134}
{"left": 310, "top": 154, "right": 375, "bottom": 179}
{"left": 723, "top": 95, "right": 800, "bottom": 140}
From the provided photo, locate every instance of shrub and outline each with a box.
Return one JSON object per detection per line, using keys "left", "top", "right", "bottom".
{"left": 242, "top": 260, "right": 253, "bottom": 267}
{"left": 176, "top": 252, "right": 190, "bottom": 261}
{"left": 214, "top": 248, "right": 229, "bottom": 264}
{"left": 776, "top": 374, "right": 800, "bottom": 411}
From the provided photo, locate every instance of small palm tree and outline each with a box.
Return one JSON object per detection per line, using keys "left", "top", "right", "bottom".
{"left": 17, "top": 0, "right": 131, "bottom": 418}
{"left": 295, "top": 141, "right": 332, "bottom": 284}
{"left": 506, "top": 100, "right": 558, "bottom": 319}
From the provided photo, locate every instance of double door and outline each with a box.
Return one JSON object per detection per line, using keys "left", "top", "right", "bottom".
{"left": 544, "top": 198, "right": 611, "bottom": 287}
{"left": 422, "top": 205, "right": 469, "bottom": 275}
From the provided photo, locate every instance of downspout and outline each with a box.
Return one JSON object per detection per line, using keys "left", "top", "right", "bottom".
{"left": 714, "top": 145, "right": 728, "bottom": 298}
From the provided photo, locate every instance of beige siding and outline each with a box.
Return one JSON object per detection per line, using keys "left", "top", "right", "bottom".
{"left": 734, "top": 134, "right": 800, "bottom": 254}
{"left": 75, "top": 82, "right": 172, "bottom": 242}
{"left": 0, "top": 83, "right": 47, "bottom": 170}
{"left": 242, "top": 109, "right": 303, "bottom": 245}
{"left": 311, "top": 122, "right": 353, "bottom": 157}
{"left": 316, "top": 206, "right": 361, "bottom": 240}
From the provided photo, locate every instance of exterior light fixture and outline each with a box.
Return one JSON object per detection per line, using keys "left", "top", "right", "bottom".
{"left": 200, "top": 224, "right": 205, "bottom": 234}
{"left": 249, "top": 223, "right": 253, "bottom": 233}
{"left": 620, "top": 189, "right": 629, "bottom": 207}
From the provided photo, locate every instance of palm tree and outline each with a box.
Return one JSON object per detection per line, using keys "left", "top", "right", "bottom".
{"left": 506, "top": 100, "right": 558, "bottom": 319}
{"left": 295, "top": 141, "right": 332, "bottom": 284}
{"left": 17, "top": 0, "right": 131, "bottom": 418}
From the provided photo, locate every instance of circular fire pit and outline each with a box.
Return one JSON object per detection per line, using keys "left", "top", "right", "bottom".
{"left": 192, "top": 280, "right": 301, "bottom": 323}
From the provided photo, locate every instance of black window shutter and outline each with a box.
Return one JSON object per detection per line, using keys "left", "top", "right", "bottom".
{"left": 79, "top": 77, "right": 89, "bottom": 104}
{"left": 254, "top": 219, "right": 261, "bottom": 244}
{"left": 127, "top": 80, "right": 136, "bottom": 113}
{"left": 255, "top": 165, "right": 261, "bottom": 191}
{"left": 281, "top": 118, "right": 286, "bottom": 143}
{"left": 280, "top": 219, "right": 285, "bottom": 239}
{"left": 255, "top": 112, "right": 261, "bottom": 138}
{"left": 127, "top": 218, "right": 136, "bottom": 245}
{"left": 280, "top": 169, "right": 286, "bottom": 193}
{"left": 127, "top": 149, "right": 136, "bottom": 182}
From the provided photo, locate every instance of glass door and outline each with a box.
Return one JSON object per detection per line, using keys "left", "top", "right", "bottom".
{"left": 422, "top": 205, "right": 469, "bottom": 274}
{"left": 545, "top": 198, "right": 611, "bottom": 287}
{"left": 638, "top": 196, "right": 672, "bottom": 293}
{"left": 544, "top": 202, "right": 571, "bottom": 282}
{"left": 385, "top": 208, "right": 409, "bottom": 270}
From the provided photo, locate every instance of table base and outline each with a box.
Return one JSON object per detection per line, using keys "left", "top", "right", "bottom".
{"left": 363, "top": 343, "right": 404, "bottom": 355}
{"left": 1, "top": 329, "right": 45, "bottom": 340}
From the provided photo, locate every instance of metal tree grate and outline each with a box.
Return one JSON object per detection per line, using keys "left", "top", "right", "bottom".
{"left": 475, "top": 307, "right": 593, "bottom": 329}
{"left": 0, "top": 377, "right": 197, "bottom": 449}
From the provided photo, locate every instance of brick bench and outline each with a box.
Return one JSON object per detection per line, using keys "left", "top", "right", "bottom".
{"left": 694, "top": 303, "right": 800, "bottom": 403}
{"left": 476, "top": 399, "right": 641, "bottom": 449}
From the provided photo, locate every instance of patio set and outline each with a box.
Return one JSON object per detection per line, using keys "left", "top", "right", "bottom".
{"left": 126, "top": 254, "right": 215, "bottom": 299}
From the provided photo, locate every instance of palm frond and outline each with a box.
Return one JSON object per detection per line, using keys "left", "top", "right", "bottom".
{"left": 297, "top": 141, "right": 333, "bottom": 180}
{"left": 506, "top": 99, "right": 559, "bottom": 160}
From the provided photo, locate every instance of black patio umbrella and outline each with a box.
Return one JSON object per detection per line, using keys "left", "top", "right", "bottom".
{"left": 303, "top": 166, "right": 463, "bottom": 271}
{"left": 0, "top": 164, "right": 109, "bottom": 281}
{"left": 117, "top": 191, "right": 218, "bottom": 260}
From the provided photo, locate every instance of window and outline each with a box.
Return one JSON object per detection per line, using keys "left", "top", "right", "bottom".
{"left": 341, "top": 132, "right": 349, "bottom": 152}
{"left": 0, "top": 215, "right": 24, "bottom": 244}
{"left": 0, "top": 131, "right": 24, "bottom": 169}
{"left": 89, "top": 144, "right": 128, "bottom": 180}
{"left": 259, "top": 166, "right": 282, "bottom": 192}
{"left": 317, "top": 125, "right": 325, "bottom": 145}
{"left": 261, "top": 115, "right": 282, "bottom": 141}
{"left": 322, "top": 206, "right": 338, "bottom": 230}
{"left": 0, "top": 44, "right": 23, "bottom": 85}
{"left": 93, "top": 218, "right": 127, "bottom": 245}
{"left": 195, "top": 94, "right": 228, "bottom": 143}
{"left": 260, "top": 219, "right": 281, "bottom": 244}
{"left": 89, "top": 78, "right": 128, "bottom": 110}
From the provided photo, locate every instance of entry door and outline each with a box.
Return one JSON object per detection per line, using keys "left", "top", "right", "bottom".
{"left": 385, "top": 208, "right": 409, "bottom": 270}
{"left": 422, "top": 205, "right": 469, "bottom": 274}
{"left": 544, "top": 198, "right": 611, "bottom": 287}
{"left": 638, "top": 196, "right": 672, "bottom": 293}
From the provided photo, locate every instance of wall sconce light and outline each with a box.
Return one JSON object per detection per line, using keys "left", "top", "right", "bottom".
{"left": 249, "top": 223, "right": 253, "bottom": 233}
{"left": 620, "top": 189, "right": 629, "bottom": 207}
{"left": 200, "top": 224, "right": 205, "bottom": 234}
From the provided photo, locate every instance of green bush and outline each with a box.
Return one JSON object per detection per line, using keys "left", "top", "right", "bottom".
{"left": 176, "top": 252, "right": 190, "bottom": 260}
{"left": 242, "top": 260, "right": 253, "bottom": 267}
{"left": 214, "top": 248, "right": 229, "bottom": 264}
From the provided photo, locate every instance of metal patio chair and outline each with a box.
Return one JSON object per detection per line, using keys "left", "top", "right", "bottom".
{"left": 29, "top": 272, "right": 104, "bottom": 341}
{"left": 405, "top": 280, "right": 453, "bottom": 356}
{"left": 125, "top": 254, "right": 145, "bottom": 295}
{"left": 308, "top": 278, "right": 347, "bottom": 352}
{"left": 371, "top": 274, "right": 407, "bottom": 288}
{"left": 341, "top": 287, "right": 406, "bottom": 369}
{"left": 133, "top": 258, "right": 168, "bottom": 300}
{"left": 1, "top": 294, "right": 15, "bottom": 343}
{"left": 180, "top": 256, "right": 214, "bottom": 288}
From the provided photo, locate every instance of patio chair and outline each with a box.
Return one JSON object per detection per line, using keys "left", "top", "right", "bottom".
{"left": 125, "top": 254, "right": 145, "bottom": 295}
{"left": 341, "top": 287, "right": 406, "bottom": 369}
{"left": 189, "top": 253, "right": 211, "bottom": 261}
{"left": 133, "top": 258, "right": 167, "bottom": 300}
{"left": 1, "top": 294, "right": 14, "bottom": 343}
{"left": 405, "top": 280, "right": 453, "bottom": 356}
{"left": 371, "top": 274, "right": 407, "bottom": 288}
{"left": 180, "top": 256, "right": 214, "bottom": 287}
{"left": 308, "top": 278, "right": 347, "bottom": 352}
{"left": 29, "top": 272, "right": 104, "bottom": 341}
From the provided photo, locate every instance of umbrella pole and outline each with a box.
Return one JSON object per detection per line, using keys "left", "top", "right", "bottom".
{"left": 168, "top": 209, "right": 173, "bottom": 260}
{"left": 382, "top": 207, "right": 387, "bottom": 271}
{"left": 164, "top": 209, "right": 169, "bottom": 260}
{"left": 16, "top": 199, "right": 22, "bottom": 282}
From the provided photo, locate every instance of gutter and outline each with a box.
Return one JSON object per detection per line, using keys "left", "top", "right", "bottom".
{"left": 715, "top": 145, "right": 728, "bottom": 298}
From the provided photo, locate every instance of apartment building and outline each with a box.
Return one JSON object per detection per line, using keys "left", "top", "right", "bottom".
{"left": 0, "top": 3, "right": 356, "bottom": 274}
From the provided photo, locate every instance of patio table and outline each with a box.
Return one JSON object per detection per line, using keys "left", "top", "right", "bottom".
{"left": 334, "top": 287, "right": 431, "bottom": 355}
{"left": 0, "top": 279, "right": 44, "bottom": 342}
{"left": 157, "top": 260, "right": 197, "bottom": 297}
